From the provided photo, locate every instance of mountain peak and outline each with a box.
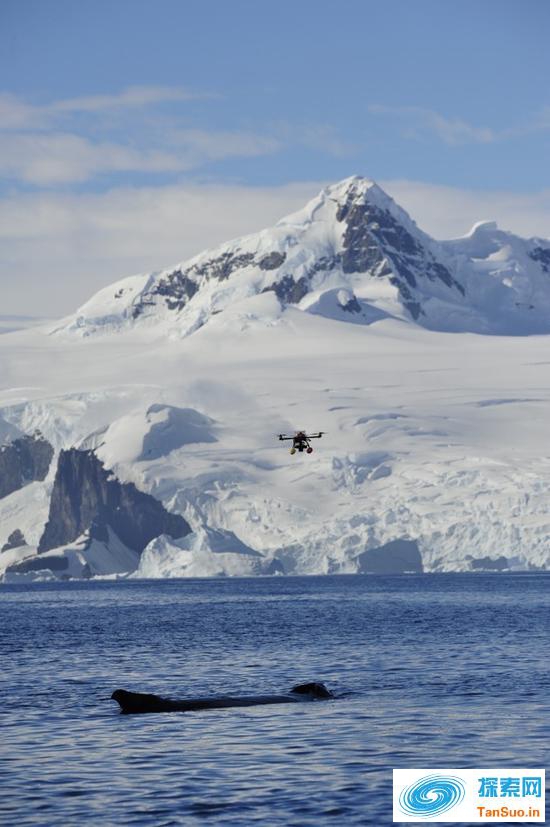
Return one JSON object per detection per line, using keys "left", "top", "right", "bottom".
{"left": 326, "top": 174, "right": 378, "bottom": 197}
{"left": 54, "top": 176, "right": 550, "bottom": 339}
{"left": 328, "top": 176, "right": 422, "bottom": 236}
{"left": 275, "top": 176, "right": 417, "bottom": 252}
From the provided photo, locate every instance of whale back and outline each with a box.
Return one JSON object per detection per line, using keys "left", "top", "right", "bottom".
{"left": 111, "top": 682, "right": 334, "bottom": 714}
{"left": 111, "top": 689, "right": 169, "bottom": 713}
{"left": 290, "top": 682, "right": 333, "bottom": 699}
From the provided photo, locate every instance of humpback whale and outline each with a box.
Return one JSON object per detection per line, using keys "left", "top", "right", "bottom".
{"left": 111, "top": 682, "right": 333, "bottom": 714}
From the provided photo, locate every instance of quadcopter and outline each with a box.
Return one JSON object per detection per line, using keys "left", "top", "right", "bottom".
{"left": 278, "top": 430, "right": 324, "bottom": 455}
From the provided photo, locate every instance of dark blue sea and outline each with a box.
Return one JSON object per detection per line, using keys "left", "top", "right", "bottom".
{"left": 0, "top": 574, "right": 548, "bottom": 826}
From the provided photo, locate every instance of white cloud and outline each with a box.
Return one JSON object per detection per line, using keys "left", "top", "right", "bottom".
{"left": 271, "top": 122, "right": 355, "bottom": 157}
{"left": 0, "top": 181, "right": 325, "bottom": 315}
{"left": 369, "top": 105, "right": 496, "bottom": 145}
{"left": 370, "top": 103, "right": 550, "bottom": 146}
{"left": 50, "top": 85, "right": 205, "bottom": 113}
{"left": 0, "top": 128, "right": 281, "bottom": 185}
{"left": 1, "top": 178, "right": 549, "bottom": 317}
{"left": 380, "top": 178, "right": 550, "bottom": 239}
{"left": 0, "top": 133, "right": 192, "bottom": 185}
{"left": 0, "top": 86, "right": 207, "bottom": 131}
{"left": 167, "top": 129, "right": 281, "bottom": 160}
{"left": 0, "top": 89, "right": 333, "bottom": 186}
{"left": 0, "top": 89, "right": 350, "bottom": 187}
{"left": 0, "top": 93, "right": 47, "bottom": 130}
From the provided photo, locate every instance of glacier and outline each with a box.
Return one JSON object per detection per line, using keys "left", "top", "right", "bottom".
{"left": 1, "top": 175, "right": 550, "bottom": 580}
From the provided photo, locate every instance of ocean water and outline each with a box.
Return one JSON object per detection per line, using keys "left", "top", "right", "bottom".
{"left": 0, "top": 574, "right": 548, "bottom": 826}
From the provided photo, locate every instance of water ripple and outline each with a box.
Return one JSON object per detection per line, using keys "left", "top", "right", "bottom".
{"left": 1, "top": 574, "right": 549, "bottom": 825}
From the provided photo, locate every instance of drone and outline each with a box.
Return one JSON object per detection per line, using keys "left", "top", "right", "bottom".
{"left": 278, "top": 430, "right": 324, "bottom": 455}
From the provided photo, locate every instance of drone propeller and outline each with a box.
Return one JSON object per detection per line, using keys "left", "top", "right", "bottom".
{"left": 277, "top": 431, "right": 325, "bottom": 440}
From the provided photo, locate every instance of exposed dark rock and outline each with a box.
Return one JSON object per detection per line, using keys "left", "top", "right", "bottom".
{"left": 131, "top": 251, "right": 258, "bottom": 318}
{"left": 371, "top": 210, "right": 464, "bottom": 295}
{"left": 388, "top": 276, "right": 424, "bottom": 320}
{"left": 375, "top": 213, "right": 423, "bottom": 257}
{"left": 0, "top": 432, "right": 54, "bottom": 500}
{"left": 335, "top": 195, "right": 353, "bottom": 223}
{"left": 529, "top": 246, "right": 550, "bottom": 274}
{"left": 264, "top": 557, "right": 285, "bottom": 575}
{"left": 404, "top": 301, "right": 423, "bottom": 320}
{"left": 262, "top": 275, "right": 309, "bottom": 304}
{"left": 467, "top": 555, "right": 509, "bottom": 571}
{"left": 338, "top": 198, "right": 387, "bottom": 276}
{"left": 1, "top": 529, "right": 27, "bottom": 552}
{"left": 155, "top": 269, "right": 199, "bottom": 311}
{"left": 386, "top": 253, "right": 418, "bottom": 288}
{"left": 306, "top": 254, "right": 340, "bottom": 277}
{"left": 88, "top": 517, "right": 109, "bottom": 544}
{"left": 8, "top": 554, "right": 69, "bottom": 574}
{"left": 190, "top": 251, "right": 255, "bottom": 281}
{"left": 431, "top": 261, "right": 462, "bottom": 291}
{"left": 38, "top": 449, "right": 190, "bottom": 553}
{"left": 357, "top": 539, "right": 423, "bottom": 574}
{"left": 258, "top": 251, "right": 286, "bottom": 270}
{"left": 131, "top": 299, "right": 156, "bottom": 319}
{"left": 340, "top": 294, "right": 362, "bottom": 313}
{"left": 336, "top": 191, "right": 465, "bottom": 313}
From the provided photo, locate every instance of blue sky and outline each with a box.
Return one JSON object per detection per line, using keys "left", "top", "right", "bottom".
{"left": 1, "top": 0, "right": 549, "bottom": 314}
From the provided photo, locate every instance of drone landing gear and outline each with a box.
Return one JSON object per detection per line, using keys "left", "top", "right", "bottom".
{"left": 307, "top": 447, "right": 313, "bottom": 454}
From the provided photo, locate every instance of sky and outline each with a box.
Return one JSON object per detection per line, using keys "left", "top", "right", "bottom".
{"left": 1, "top": 0, "right": 549, "bottom": 316}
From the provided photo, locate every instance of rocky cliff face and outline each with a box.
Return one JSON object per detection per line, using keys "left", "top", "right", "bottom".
{"left": 1, "top": 529, "right": 27, "bottom": 552}
{"left": 334, "top": 182, "right": 464, "bottom": 320}
{"left": 0, "top": 433, "right": 54, "bottom": 499}
{"left": 38, "top": 448, "right": 190, "bottom": 552}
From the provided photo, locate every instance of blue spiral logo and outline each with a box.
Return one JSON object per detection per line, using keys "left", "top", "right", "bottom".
{"left": 399, "top": 774, "right": 465, "bottom": 818}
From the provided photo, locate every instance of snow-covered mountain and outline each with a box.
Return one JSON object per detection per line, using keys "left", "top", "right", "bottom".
{"left": 53, "top": 176, "right": 550, "bottom": 338}
{"left": 1, "top": 175, "right": 550, "bottom": 581}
